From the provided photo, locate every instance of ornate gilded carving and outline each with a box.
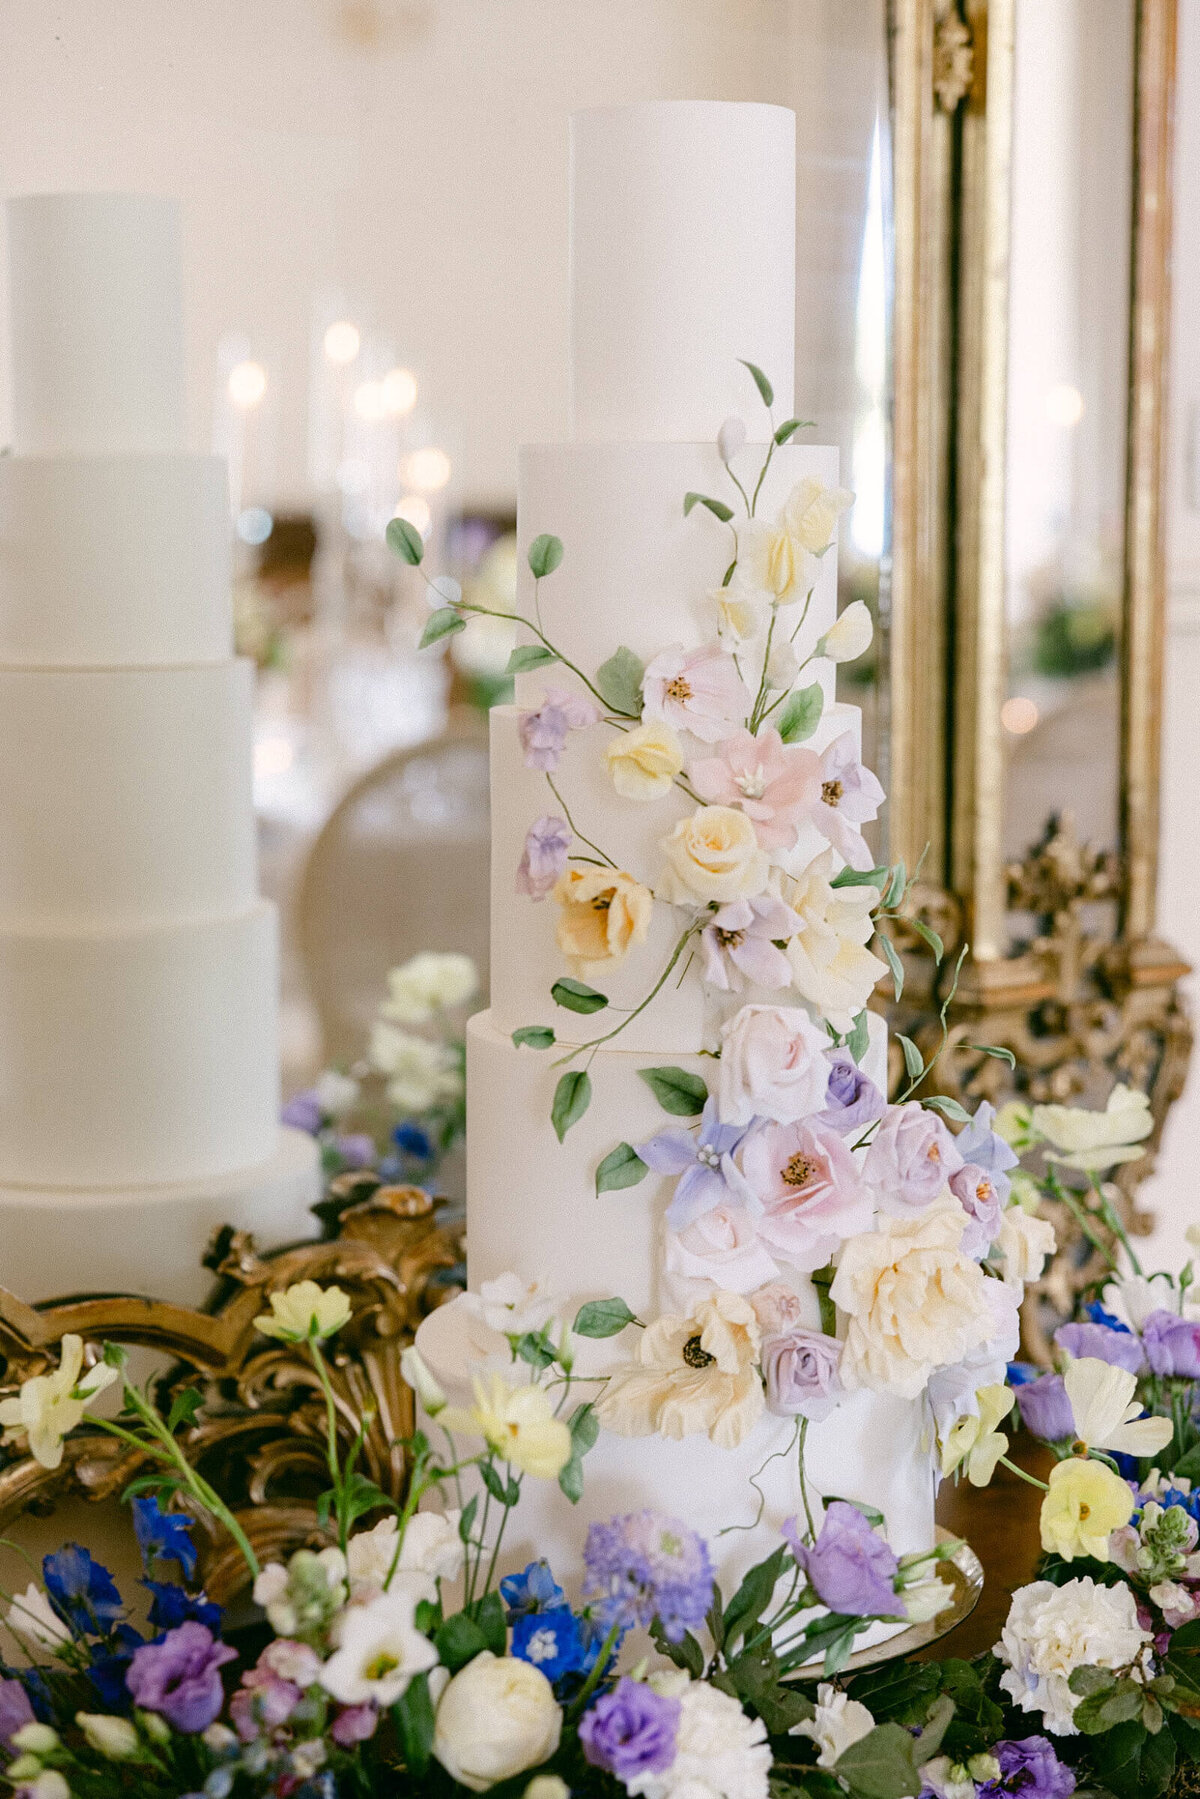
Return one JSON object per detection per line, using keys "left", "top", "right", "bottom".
{"left": 0, "top": 1185, "right": 463, "bottom": 1602}
{"left": 933, "top": 8, "right": 975, "bottom": 112}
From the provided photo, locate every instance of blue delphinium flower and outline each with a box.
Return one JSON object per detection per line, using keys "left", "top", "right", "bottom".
{"left": 499, "top": 1559, "right": 568, "bottom": 1624}
{"left": 639, "top": 1100, "right": 757, "bottom": 1232}
{"left": 394, "top": 1122, "right": 433, "bottom": 1160}
{"left": 143, "top": 1580, "right": 223, "bottom": 1635}
{"left": 42, "top": 1546, "right": 124, "bottom": 1636}
{"left": 87, "top": 1625, "right": 146, "bottom": 1708}
{"left": 1084, "top": 1299, "right": 1132, "bottom": 1334}
{"left": 583, "top": 1511, "right": 715, "bottom": 1642}
{"left": 511, "top": 1608, "right": 588, "bottom": 1683}
{"left": 954, "top": 1100, "right": 1019, "bottom": 1204}
{"left": 132, "top": 1495, "right": 198, "bottom": 1581}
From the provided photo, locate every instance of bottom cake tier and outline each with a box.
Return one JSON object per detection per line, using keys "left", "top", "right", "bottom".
{"left": 465, "top": 1010, "right": 937, "bottom": 1595}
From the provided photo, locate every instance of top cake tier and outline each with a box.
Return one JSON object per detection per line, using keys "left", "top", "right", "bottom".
{"left": 569, "top": 103, "right": 796, "bottom": 442}
{"left": 7, "top": 193, "right": 186, "bottom": 457}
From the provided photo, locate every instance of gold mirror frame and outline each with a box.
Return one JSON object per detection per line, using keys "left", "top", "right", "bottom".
{"left": 884, "top": 0, "right": 1190, "bottom": 1344}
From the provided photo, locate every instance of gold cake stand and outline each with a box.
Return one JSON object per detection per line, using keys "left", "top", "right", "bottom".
{"left": 791, "top": 1531, "right": 984, "bottom": 1678}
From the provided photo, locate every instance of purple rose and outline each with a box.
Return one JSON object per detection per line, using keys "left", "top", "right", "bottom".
{"left": 0, "top": 1680, "right": 34, "bottom": 1748}
{"left": 948, "top": 1162, "right": 1004, "bottom": 1259}
{"left": 763, "top": 1329, "right": 843, "bottom": 1422}
{"left": 785, "top": 1500, "right": 900, "bottom": 1618}
{"left": 1014, "top": 1372, "right": 1074, "bottom": 1443}
{"left": 517, "top": 687, "right": 599, "bottom": 773}
{"left": 516, "top": 814, "right": 572, "bottom": 900}
{"left": 1142, "top": 1309, "right": 1200, "bottom": 1379}
{"left": 579, "top": 1677, "right": 681, "bottom": 1781}
{"left": 126, "top": 1621, "right": 237, "bottom": 1734}
{"left": 864, "top": 1104, "right": 964, "bottom": 1214}
{"left": 1055, "top": 1320, "right": 1146, "bottom": 1375}
{"left": 817, "top": 1056, "right": 886, "bottom": 1135}
{"left": 984, "top": 1734, "right": 1076, "bottom": 1797}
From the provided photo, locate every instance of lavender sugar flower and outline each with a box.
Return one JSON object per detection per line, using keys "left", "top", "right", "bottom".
{"left": 640, "top": 1099, "right": 757, "bottom": 1233}
{"left": 981, "top": 1735, "right": 1076, "bottom": 1797}
{"left": 1054, "top": 1320, "right": 1146, "bottom": 1375}
{"left": 785, "top": 1500, "right": 901, "bottom": 1618}
{"left": 579, "top": 1677, "right": 681, "bottom": 1781}
{"left": 125, "top": 1621, "right": 237, "bottom": 1734}
{"left": 817, "top": 1056, "right": 885, "bottom": 1135}
{"left": 1142, "top": 1309, "right": 1200, "bottom": 1378}
{"left": 515, "top": 814, "right": 572, "bottom": 900}
{"left": 517, "top": 686, "right": 599, "bottom": 773}
{"left": 583, "top": 1511, "right": 715, "bottom": 1643}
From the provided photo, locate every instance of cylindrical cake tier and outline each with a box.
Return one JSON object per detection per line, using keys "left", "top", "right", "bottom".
{"left": 0, "top": 454, "right": 232, "bottom": 666}
{"left": 7, "top": 194, "right": 185, "bottom": 457}
{"left": 488, "top": 700, "right": 863, "bottom": 1050}
{"left": 569, "top": 104, "right": 796, "bottom": 441}
{"left": 0, "top": 663, "right": 257, "bottom": 926}
{"left": 513, "top": 440, "right": 839, "bottom": 708}
{"left": 465, "top": 1011, "right": 933, "bottom": 1590}
{"left": 0, "top": 902, "right": 280, "bottom": 1187}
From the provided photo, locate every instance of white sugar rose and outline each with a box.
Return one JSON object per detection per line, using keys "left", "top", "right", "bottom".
{"left": 659, "top": 806, "right": 769, "bottom": 905}
{"left": 831, "top": 1195, "right": 994, "bottom": 1399}
{"left": 780, "top": 850, "right": 888, "bottom": 1032}
{"left": 794, "top": 1683, "right": 875, "bottom": 1768}
{"left": 636, "top": 1675, "right": 771, "bottom": 1799}
{"left": 995, "top": 1205, "right": 1056, "bottom": 1287}
{"left": 717, "top": 1004, "right": 831, "bottom": 1127}
{"left": 995, "top": 1577, "right": 1152, "bottom": 1735}
{"left": 665, "top": 1202, "right": 782, "bottom": 1300}
{"left": 379, "top": 951, "right": 478, "bottom": 1024}
{"left": 433, "top": 1653, "right": 562, "bottom": 1792}
{"left": 606, "top": 720, "right": 685, "bottom": 800}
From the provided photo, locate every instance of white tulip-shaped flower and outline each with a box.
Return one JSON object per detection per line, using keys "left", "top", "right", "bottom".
{"left": 1063, "top": 1356, "right": 1173, "bottom": 1457}
{"left": 0, "top": 1334, "right": 118, "bottom": 1470}
{"left": 318, "top": 1582, "right": 438, "bottom": 1707}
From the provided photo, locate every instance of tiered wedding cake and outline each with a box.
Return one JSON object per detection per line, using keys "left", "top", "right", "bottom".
{"left": 463, "top": 105, "right": 941, "bottom": 1585}
{"left": 0, "top": 193, "right": 319, "bottom": 1304}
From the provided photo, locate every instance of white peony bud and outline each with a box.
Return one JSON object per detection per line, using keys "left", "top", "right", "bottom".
{"left": 76, "top": 1713, "right": 140, "bottom": 1759}
{"left": 11, "top": 1724, "right": 59, "bottom": 1756}
{"left": 433, "top": 1653, "right": 562, "bottom": 1792}
{"left": 401, "top": 1344, "right": 447, "bottom": 1417}
{"left": 717, "top": 416, "right": 747, "bottom": 463}
{"left": 818, "top": 599, "right": 874, "bottom": 663}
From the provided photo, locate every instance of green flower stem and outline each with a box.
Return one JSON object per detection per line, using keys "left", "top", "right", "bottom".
{"left": 1089, "top": 1175, "right": 1144, "bottom": 1277}
{"left": 1045, "top": 1173, "right": 1121, "bottom": 1274}
{"left": 481, "top": 1472, "right": 521, "bottom": 1599}
{"left": 309, "top": 1339, "right": 350, "bottom": 1550}
{"left": 722, "top": 455, "right": 752, "bottom": 518}
{"left": 796, "top": 1417, "right": 817, "bottom": 1543}
{"left": 997, "top": 1454, "right": 1049, "bottom": 1493}
{"left": 569, "top": 1617, "right": 624, "bottom": 1717}
{"left": 551, "top": 924, "right": 699, "bottom": 1068}
{"left": 748, "top": 610, "right": 778, "bottom": 734}
{"left": 455, "top": 602, "right": 627, "bottom": 717}
{"left": 896, "top": 944, "right": 967, "bottom": 1103}
{"left": 749, "top": 428, "right": 777, "bottom": 517}
{"left": 545, "top": 774, "right": 617, "bottom": 868}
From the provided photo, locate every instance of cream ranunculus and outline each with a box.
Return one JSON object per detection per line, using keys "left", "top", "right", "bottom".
{"left": 379, "top": 951, "right": 479, "bottom": 1024}
{"left": 818, "top": 600, "right": 874, "bottom": 664}
{"left": 831, "top": 1196, "right": 995, "bottom": 1400}
{"left": 552, "top": 867, "right": 653, "bottom": 970}
{"left": 779, "top": 850, "right": 888, "bottom": 1032}
{"left": 254, "top": 1281, "right": 352, "bottom": 1343}
{"left": 596, "top": 1290, "right": 764, "bottom": 1450}
{"left": 605, "top": 721, "right": 685, "bottom": 801}
{"left": 1032, "top": 1083, "right": 1153, "bottom": 1172}
{"left": 0, "top": 1335, "right": 118, "bottom": 1471}
{"left": 659, "top": 806, "right": 769, "bottom": 906}
{"left": 994, "top": 1206, "right": 1057, "bottom": 1288}
{"left": 440, "top": 1374, "right": 572, "bottom": 1479}
{"left": 433, "top": 1653, "right": 562, "bottom": 1792}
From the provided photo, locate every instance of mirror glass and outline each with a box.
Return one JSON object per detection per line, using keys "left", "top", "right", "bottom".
{"left": 1002, "top": 0, "right": 1134, "bottom": 862}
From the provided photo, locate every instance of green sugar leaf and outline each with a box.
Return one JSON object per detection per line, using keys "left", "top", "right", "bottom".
{"left": 878, "top": 934, "right": 904, "bottom": 1001}
{"left": 898, "top": 1034, "right": 924, "bottom": 1080}
{"left": 738, "top": 360, "right": 775, "bottom": 408}
{"left": 778, "top": 682, "right": 824, "bottom": 743}
{"left": 551, "top": 978, "right": 608, "bottom": 1015}
{"left": 638, "top": 1065, "right": 708, "bottom": 1116}
{"left": 683, "top": 491, "right": 735, "bottom": 523}
{"left": 551, "top": 1069, "right": 592, "bottom": 1141}
{"left": 527, "top": 532, "right": 565, "bottom": 578}
{"left": 595, "top": 646, "right": 646, "bottom": 717}
{"left": 385, "top": 516, "right": 424, "bottom": 565}
{"left": 419, "top": 607, "right": 466, "bottom": 649}
{"left": 512, "top": 1024, "right": 555, "bottom": 1050}
{"left": 506, "top": 644, "right": 558, "bottom": 675}
{"left": 596, "top": 1142, "right": 649, "bottom": 1194}
{"left": 573, "top": 1296, "right": 637, "bottom": 1338}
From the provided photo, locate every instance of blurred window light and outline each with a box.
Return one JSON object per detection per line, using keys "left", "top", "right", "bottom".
{"left": 228, "top": 360, "right": 267, "bottom": 409}
{"left": 1045, "top": 381, "right": 1085, "bottom": 428}
{"left": 851, "top": 117, "right": 886, "bottom": 558}
{"left": 354, "top": 380, "right": 387, "bottom": 420}
{"left": 394, "top": 493, "right": 432, "bottom": 537}
{"left": 382, "top": 367, "right": 418, "bottom": 415}
{"left": 324, "top": 320, "right": 361, "bottom": 365}
{"left": 337, "top": 457, "right": 371, "bottom": 494}
{"left": 401, "top": 446, "right": 452, "bottom": 492}
{"left": 1001, "top": 695, "right": 1040, "bottom": 735}
{"left": 235, "top": 506, "right": 274, "bottom": 546}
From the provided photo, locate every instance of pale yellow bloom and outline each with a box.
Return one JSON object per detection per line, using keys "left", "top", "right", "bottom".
{"left": 658, "top": 806, "right": 769, "bottom": 905}
{"left": 710, "top": 583, "right": 767, "bottom": 647}
{"left": 0, "top": 1334, "right": 118, "bottom": 1470}
{"left": 441, "top": 1375, "right": 571, "bottom": 1479}
{"left": 1062, "top": 1357, "right": 1174, "bottom": 1458}
{"left": 552, "top": 867, "right": 653, "bottom": 970}
{"left": 605, "top": 720, "right": 685, "bottom": 801}
{"left": 1040, "top": 1457, "right": 1134, "bottom": 1562}
{"left": 254, "top": 1281, "right": 352, "bottom": 1344}
{"left": 939, "top": 1385, "right": 1014, "bottom": 1486}
{"left": 995, "top": 1206, "right": 1057, "bottom": 1288}
{"left": 1032, "top": 1084, "right": 1153, "bottom": 1172}
{"left": 818, "top": 600, "right": 874, "bottom": 663}
{"left": 778, "top": 850, "right": 889, "bottom": 1033}
{"left": 596, "top": 1290, "right": 763, "bottom": 1450}
{"left": 784, "top": 476, "right": 856, "bottom": 555}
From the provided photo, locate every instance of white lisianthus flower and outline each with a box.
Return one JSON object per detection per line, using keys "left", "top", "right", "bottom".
{"left": 919, "top": 1758, "right": 978, "bottom": 1799}
{"left": 635, "top": 1674, "right": 772, "bottom": 1799}
{"left": 76, "top": 1714, "right": 140, "bottom": 1759}
{"left": 379, "top": 951, "right": 478, "bottom": 1025}
{"left": 254, "top": 1281, "right": 352, "bottom": 1344}
{"left": 995, "top": 1577, "right": 1151, "bottom": 1735}
{"left": 433, "top": 1652, "right": 562, "bottom": 1792}
{"left": 779, "top": 850, "right": 889, "bottom": 1033}
{"left": 0, "top": 1335, "right": 118, "bottom": 1471}
{"left": 818, "top": 600, "right": 874, "bottom": 663}
{"left": 995, "top": 1206, "right": 1056, "bottom": 1288}
{"left": 401, "top": 1344, "right": 447, "bottom": 1416}
{"left": 473, "top": 1272, "right": 564, "bottom": 1336}
{"left": 319, "top": 1581, "right": 438, "bottom": 1707}
{"left": 1062, "top": 1356, "right": 1174, "bottom": 1457}
{"left": 368, "top": 1022, "right": 463, "bottom": 1112}
{"left": 793, "top": 1682, "right": 875, "bottom": 1767}
{"left": 313, "top": 1068, "right": 360, "bottom": 1118}
{"left": 6, "top": 1585, "right": 70, "bottom": 1648}
{"left": 1032, "top": 1083, "right": 1153, "bottom": 1172}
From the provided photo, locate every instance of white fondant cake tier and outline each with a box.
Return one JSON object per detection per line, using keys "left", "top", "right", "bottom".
{"left": 465, "top": 1011, "right": 934, "bottom": 1584}
{"left": 570, "top": 104, "right": 796, "bottom": 441}
{"left": 0, "top": 663, "right": 256, "bottom": 925}
{"left": 0, "top": 902, "right": 280, "bottom": 1188}
{"left": 0, "top": 454, "right": 232, "bottom": 666}
{"left": 513, "top": 440, "right": 838, "bottom": 709}
{"left": 488, "top": 701, "right": 863, "bottom": 1050}
{"left": 0, "top": 1126, "right": 321, "bottom": 1306}
{"left": 8, "top": 195, "right": 186, "bottom": 457}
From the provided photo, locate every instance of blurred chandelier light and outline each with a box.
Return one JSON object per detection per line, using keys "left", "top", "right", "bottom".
{"left": 393, "top": 494, "right": 432, "bottom": 537}
{"left": 1045, "top": 381, "right": 1085, "bottom": 428}
{"left": 323, "top": 320, "right": 361, "bottom": 365}
{"left": 400, "top": 447, "right": 452, "bottom": 492}
{"left": 1001, "top": 695, "right": 1039, "bottom": 735}
{"left": 382, "top": 367, "right": 418, "bottom": 415}
{"left": 228, "top": 360, "right": 267, "bottom": 409}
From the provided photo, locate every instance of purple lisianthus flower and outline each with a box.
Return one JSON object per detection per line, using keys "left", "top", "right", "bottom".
{"left": 981, "top": 1734, "right": 1076, "bottom": 1797}
{"left": 133, "top": 1497, "right": 199, "bottom": 1581}
{"left": 517, "top": 687, "right": 599, "bottom": 773}
{"left": 126, "top": 1621, "right": 237, "bottom": 1734}
{"left": 817, "top": 1056, "right": 886, "bottom": 1134}
{"left": 499, "top": 1558, "right": 568, "bottom": 1623}
{"left": 864, "top": 1103, "right": 964, "bottom": 1214}
{"left": 230, "top": 1669, "right": 302, "bottom": 1742}
{"left": 1055, "top": 1320, "right": 1146, "bottom": 1375}
{"left": 516, "top": 814, "right": 572, "bottom": 900}
{"left": 699, "top": 894, "right": 800, "bottom": 991}
{"left": 762, "top": 1329, "right": 843, "bottom": 1422}
{"left": 579, "top": 1677, "right": 681, "bottom": 1781}
{"left": 954, "top": 1100, "right": 1020, "bottom": 1205}
{"left": 583, "top": 1511, "right": 715, "bottom": 1643}
{"left": 511, "top": 1608, "right": 587, "bottom": 1683}
{"left": 281, "top": 1090, "right": 323, "bottom": 1134}
{"left": 1142, "top": 1309, "right": 1200, "bottom": 1378}
{"left": 809, "top": 732, "right": 885, "bottom": 871}
{"left": 948, "top": 1162, "right": 1005, "bottom": 1259}
{"left": 333, "top": 1133, "right": 376, "bottom": 1170}
{"left": 785, "top": 1500, "right": 900, "bottom": 1618}
{"left": 43, "top": 1545, "right": 124, "bottom": 1635}
{"left": 1013, "top": 1372, "right": 1074, "bottom": 1443}
{"left": 640, "top": 1098, "right": 756, "bottom": 1232}
{"left": 331, "top": 1703, "right": 378, "bottom": 1746}
{"left": 0, "top": 1680, "right": 34, "bottom": 1748}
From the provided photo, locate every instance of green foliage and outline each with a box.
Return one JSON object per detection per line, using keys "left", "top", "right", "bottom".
{"left": 910, "top": 918, "right": 945, "bottom": 961}
{"left": 551, "top": 1069, "right": 592, "bottom": 1140}
{"left": 774, "top": 418, "right": 816, "bottom": 444}
{"left": 506, "top": 644, "right": 557, "bottom": 675}
{"left": 479, "top": 1460, "right": 520, "bottom": 1507}
{"left": 573, "top": 1296, "right": 637, "bottom": 1338}
{"left": 832, "top": 865, "right": 890, "bottom": 889}
{"left": 778, "top": 683, "right": 824, "bottom": 744}
{"left": 527, "top": 533, "right": 564, "bottom": 578}
{"left": 435, "top": 1612, "right": 491, "bottom": 1674}
{"left": 394, "top": 1672, "right": 435, "bottom": 1776}
{"left": 551, "top": 978, "right": 608, "bottom": 1014}
{"left": 596, "top": 1141, "right": 649, "bottom": 1194}
{"left": 638, "top": 1065, "right": 708, "bottom": 1115}
{"left": 740, "top": 360, "right": 775, "bottom": 407}
{"left": 653, "top": 1624, "right": 707, "bottom": 1680}
{"left": 722, "top": 1544, "right": 789, "bottom": 1653}
{"left": 1094, "top": 1716, "right": 1176, "bottom": 1799}
{"left": 512, "top": 1024, "right": 555, "bottom": 1049}
{"left": 419, "top": 607, "right": 466, "bottom": 648}
{"left": 595, "top": 646, "right": 646, "bottom": 717}
{"left": 897, "top": 1034, "right": 924, "bottom": 1080}
{"left": 684, "top": 491, "right": 736, "bottom": 523}
{"left": 846, "top": 1011, "right": 870, "bottom": 1066}
{"left": 964, "top": 1041, "right": 1017, "bottom": 1069}
{"left": 834, "top": 1722, "right": 923, "bottom": 1798}
{"left": 385, "top": 516, "right": 424, "bottom": 565}
{"left": 557, "top": 1402, "right": 600, "bottom": 1505}
{"left": 924, "top": 1094, "right": 973, "bottom": 1125}
{"left": 878, "top": 934, "right": 904, "bottom": 1001}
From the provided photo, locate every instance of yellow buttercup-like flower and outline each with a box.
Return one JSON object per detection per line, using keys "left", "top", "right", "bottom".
{"left": 605, "top": 720, "right": 685, "bottom": 801}
{"left": 939, "top": 1385, "right": 1014, "bottom": 1486}
{"left": 552, "top": 867, "right": 653, "bottom": 970}
{"left": 440, "top": 1375, "right": 572, "bottom": 1479}
{"left": 1039, "top": 1457, "right": 1134, "bottom": 1562}
{"left": 254, "top": 1281, "right": 353, "bottom": 1344}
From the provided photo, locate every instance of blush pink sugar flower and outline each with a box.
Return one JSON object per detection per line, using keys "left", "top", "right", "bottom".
{"left": 690, "top": 727, "right": 822, "bottom": 850}
{"left": 517, "top": 686, "right": 600, "bottom": 772}
{"left": 641, "top": 642, "right": 751, "bottom": 744}
{"left": 699, "top": 895, "right": 801, "bottom": 991}
{"left": 743, "top": 1118, "right": 873, "bottom": 1272}
{"left": 807, "top": 731, "right": 886, "bottom": 871}
{"left": 864, "top": 1103, "right": 964, "bottom": 1214}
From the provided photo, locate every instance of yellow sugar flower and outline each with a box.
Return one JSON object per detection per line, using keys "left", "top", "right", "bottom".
{"left": 1040, "top": 1457, "right": 1134, "bottom": 1562}
{"left": 605, "top": 721, "right": 684, "bottom": 801}
{"left": 939, "top": 1384, "right": 1014, "bottom": 1486}
{"left": 441, "top": 1375, "right": 571, "bottom": 1480}
{"left": 254, "top": 1281, "right": 352, "bottom": 1344}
